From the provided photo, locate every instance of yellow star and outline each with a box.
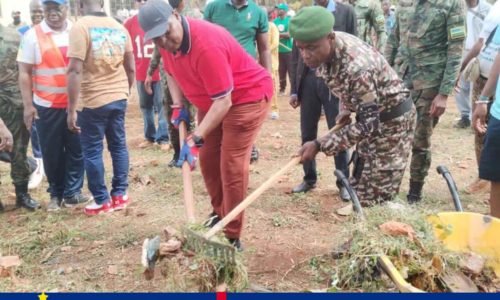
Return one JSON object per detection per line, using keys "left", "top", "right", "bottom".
{"left": 38, "top": 292, "right": 48, "bottom": 300}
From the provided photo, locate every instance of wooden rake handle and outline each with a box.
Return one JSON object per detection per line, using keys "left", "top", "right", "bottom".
{"left": 179, "top": 121, "right": 196, "bottom": 223}
{"left": 204, "top": 156, "right": 301, "bottom": 239}
{"left": 203, "top": 122, "right": 345, "bottom": 239}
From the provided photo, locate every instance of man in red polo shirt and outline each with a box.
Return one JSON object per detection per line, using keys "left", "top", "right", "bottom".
{"left": 139, "top": 0, "right": 273, "bottom": 250}
{"left": 124, "top": 1, "right": 169, "bottom": 150}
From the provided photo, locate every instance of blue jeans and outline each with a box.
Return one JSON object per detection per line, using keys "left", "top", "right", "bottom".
{"left": 137, "top": 81, "right": 169, "bottom": 143}
{"left": 35, "top": 104, "right": 84, "bottom": 198}
{"left": 78, "top": 100, "right": 129, "bottom": 205}
{"left": 31, "top": 123, "right": 42, "bottom": 159}
{"left": 455, "top": 77, "right": 471, "bottom": 119}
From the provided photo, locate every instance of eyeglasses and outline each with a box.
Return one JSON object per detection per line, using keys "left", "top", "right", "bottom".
{"left": 136, "top": 0, "right": 148, "bottom": 3}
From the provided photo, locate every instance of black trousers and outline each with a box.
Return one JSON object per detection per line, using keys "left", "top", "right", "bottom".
{"left": 35, "top": 104, "right": 84, "bottom": 198}
{"left": 299, "top": 68, "right": 349, "bottom": 187}
{"left": 278, "top": 52, "right": 292, "bottom": 93}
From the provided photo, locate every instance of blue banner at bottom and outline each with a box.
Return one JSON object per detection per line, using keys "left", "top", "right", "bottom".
{"left": 1, "top": 293, "right": 500, "bottom": 300}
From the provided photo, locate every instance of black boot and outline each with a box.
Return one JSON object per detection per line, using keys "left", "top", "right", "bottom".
{"left": 15, "top": 184, "right": 41, "bottom": 211}
{"left": 407, "top": 180, "right": 424, "bottom": 204}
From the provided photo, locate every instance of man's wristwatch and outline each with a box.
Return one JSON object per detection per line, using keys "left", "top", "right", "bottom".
{"left": 192, "top": 134, "right": 204, "bottom": 147}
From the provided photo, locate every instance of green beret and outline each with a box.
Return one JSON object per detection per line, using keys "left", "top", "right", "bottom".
{"left": 290, "top": 6, "right": 335, "bottom": 42}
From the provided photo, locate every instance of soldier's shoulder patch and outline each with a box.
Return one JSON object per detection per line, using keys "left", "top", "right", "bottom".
{"left": 375, "top": 15, "right": 385, "bottom": 24}
{"left": 449, "top": 26, "right": 466, "bottom": 40}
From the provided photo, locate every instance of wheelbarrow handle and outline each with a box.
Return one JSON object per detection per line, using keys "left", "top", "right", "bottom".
{"left": 334, "top": 169, "right": 364, "bottom": 218}
{"left": 436, "top": 165, "right": 463, "bottom": 212}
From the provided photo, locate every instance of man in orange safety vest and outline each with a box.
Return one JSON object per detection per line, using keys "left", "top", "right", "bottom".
{"left": 18, "top": 0, "right": 91, "bottom": 212}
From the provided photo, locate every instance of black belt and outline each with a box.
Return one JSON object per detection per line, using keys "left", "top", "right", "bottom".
{"left": 379, "top": 96, "right": 413, "bottom": 123}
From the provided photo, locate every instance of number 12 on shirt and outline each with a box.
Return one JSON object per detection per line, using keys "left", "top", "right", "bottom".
{"left": 135, "top": 36, "right": 154, "bottom": 59}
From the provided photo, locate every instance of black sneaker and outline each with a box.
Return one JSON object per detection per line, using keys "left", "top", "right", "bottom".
{"left": 63, "top": 193, "right": 93, "bottom": 208}
{"left": 454, "top": 116, "right": 471, "bottom": 129}
{"left": 47, "top": 197, "right": 61, "bottom": 212}
{"left": 292, "top": 181, "right": 316, "bottom": 193}
{"left": 203, "top": 212, "right": 220, "bottom": 228}
{"left": 168, "top": 154, "right": 179, "bottom": 168}
{"left": 228, "top": 238, "right": 243, "bottom": 252}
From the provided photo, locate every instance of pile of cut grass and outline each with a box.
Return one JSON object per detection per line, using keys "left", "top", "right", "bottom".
{"left": 329, "top": 200, "right": 480, "bottom": 292}
{"left": 157, "top": 224, "right": 248, "bottom": 292}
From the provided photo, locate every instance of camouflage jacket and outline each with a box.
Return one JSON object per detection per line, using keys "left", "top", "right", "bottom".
{"left": 316, "top": 32, "right": 410, "bottom": 156}
{"left": 0, "top": 25, "right": 22, "bottom": 108}
{"left": 384, "top": 0, "right": 466, "bottom": 95}
{"left": 353, "top": 0, "right": 387, "bottom": 51}
{"left": 147, "top": 45, "right": 166, "bottom": 83}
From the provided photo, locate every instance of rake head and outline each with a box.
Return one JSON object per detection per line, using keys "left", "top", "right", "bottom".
{"left": 183, "top": 227, "right": 236, "bottom": 265}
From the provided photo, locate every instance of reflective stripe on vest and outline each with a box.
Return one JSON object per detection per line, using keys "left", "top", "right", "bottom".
{"left": 34, "top": 67, "right": 66, "bottom": 76}
{"left": 32, "top": 24, "right": 68, "bottom": 108}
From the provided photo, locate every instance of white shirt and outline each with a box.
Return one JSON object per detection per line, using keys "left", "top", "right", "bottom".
{"left": 478, "top": 0, "right": 500, "bottom": 77}
{"left": 17, "top": 20, "right": 72, "bottom": 107}
{"left": 479, "top": 0, "right": 500, "bottom": 41}
{"left": 465, "top": 0, "right": 492, "bottom": 51}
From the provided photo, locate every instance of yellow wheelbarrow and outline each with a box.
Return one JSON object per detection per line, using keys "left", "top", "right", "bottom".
{"left": 428, "top": 166, "right": 500, "bottom": 278}
{"left": 335, "top": 165, "right": 500, "bottom": 293}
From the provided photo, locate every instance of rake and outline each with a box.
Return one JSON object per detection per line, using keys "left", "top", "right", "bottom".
{"left": 184, "top": 123, "right": 345, "bottom": 263}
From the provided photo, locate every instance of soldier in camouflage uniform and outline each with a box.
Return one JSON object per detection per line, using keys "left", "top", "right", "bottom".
{"left": 145, "top": 0, "right": 197, "bottom": 167}
{"left": 349, "top": 0, "right": 386, "bottom": 52}
{"left": 385, "top": 0, "right": 466, "bottom": 203}
{"left": 147, "top": 45, "right": 196, "bottom": 167}
{"left": 291, "top": 7, "right": 416, "bottom": 205}
{"left": 0, "top": 24, "right": 40, "bottom": 211}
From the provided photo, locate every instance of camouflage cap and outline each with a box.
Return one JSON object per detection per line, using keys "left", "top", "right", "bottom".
{"left": 290, "top": 6, "right": 335, "bottom": 42}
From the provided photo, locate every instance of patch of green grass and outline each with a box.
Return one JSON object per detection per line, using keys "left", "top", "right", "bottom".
{"left": 271, "top": 213, "right": 294, "bottom": 228}
{"left": 115, "top": 231, "right": 139, "bottom": 249}
{"left": 1, "top": 224, "right": 83, "bottom": 264}
{"left": 307, "top": 202, "right": 322, "bottom": 217}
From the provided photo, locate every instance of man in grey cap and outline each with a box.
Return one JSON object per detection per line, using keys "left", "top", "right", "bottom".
{"left": 138, "top": 0, "right": 273, "bottom": 250}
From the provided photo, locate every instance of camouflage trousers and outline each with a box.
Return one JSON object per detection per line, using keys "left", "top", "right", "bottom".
{"left": 351, "top": 107, "right": 416, "bottom": 205}
{"left": 409, "top": 87, "right": 440, "bottom": 183}
{"left": 0, "top": 101, "right": 30, "bottom": 186}
{"left": 472, "top": 77, "right": 490, "bottom": 167}
{"left": 162, "top": 83, "right": 196, "bottom": 156}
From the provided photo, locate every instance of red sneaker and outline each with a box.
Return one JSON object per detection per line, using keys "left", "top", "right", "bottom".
{"left": 84, "top": 201, "right": 113, "bottom": 216}
{"left": 111, "top": 194, "right": 130, "bottom": 211}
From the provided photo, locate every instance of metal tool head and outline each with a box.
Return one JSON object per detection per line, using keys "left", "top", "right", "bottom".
{"left": 184, "top": 227, "right": 236, "bottom": 264}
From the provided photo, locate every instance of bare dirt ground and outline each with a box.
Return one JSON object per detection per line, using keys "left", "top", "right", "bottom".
{"left": 0, "top": 90, "right": 489, "bottom": 292}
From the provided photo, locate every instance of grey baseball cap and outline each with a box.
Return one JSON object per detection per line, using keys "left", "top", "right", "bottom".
{"left": 139, "top": 0, "right": 173, "bottom": 42}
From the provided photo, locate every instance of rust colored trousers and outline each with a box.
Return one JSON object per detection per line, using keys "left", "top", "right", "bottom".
{"left": 198, "top": 100, "right": 270, "bottom": 239}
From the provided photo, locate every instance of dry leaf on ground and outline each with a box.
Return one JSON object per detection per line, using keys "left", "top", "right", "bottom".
{"left": 379, "top": 221, "right": 416, "bottom": 241}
